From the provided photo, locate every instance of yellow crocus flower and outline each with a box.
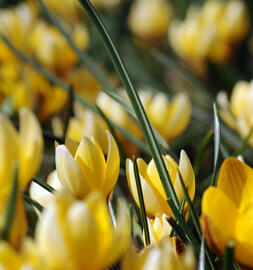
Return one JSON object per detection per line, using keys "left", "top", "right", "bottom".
{"left": 128, "top": 0, "right": 172, "bottom": 40}
{"left": 55, "top": 131, "right": 119, "bottom": 199}
{"left": 0, "top": 108, "right": 43, "bottom": 247}
{"left": 200, "top": 158, "right": 253, "bottom": 268}
{"left": 217, "top": 80, "right": 253, "bottom": 146}
{"left": 147, "top": 214, "right": 172, "bottom": 245}
{"left": 126, "top": 150, "right": 195, "bottom": 218}
{"left": 121, "top": 237, "right": 195, "bottom": 270}
{"left": 36, "top": 190, "right": 130, "bottom": 270}
{"left": 139, "top": 91, "right": 191, "bottom": 142}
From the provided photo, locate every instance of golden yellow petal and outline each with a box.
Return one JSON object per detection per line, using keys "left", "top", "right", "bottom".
{"left": 65, "top": 137, "right": 79, "bottom": 157}
{"left": 173, "top": 150, "right": 195, "bottom": 203}
{"left": 217, "top": 158, "right": 253, "bottom": 209}
{"left": 200, "top": 187, "right": 238, "bottom": 256}
{"left": 18, "top": 108, "right": 43, "bottom": 189}
{"left": 0, "top": 242, "right": 22, "bottom": 269}
{"left": 56, "top": 145, "right": 90, "bottom": 199}
{"left": 75, "top": 137, "right": 106, "bottom": 191}
{"left": 102, "top": 131, "right": 120, "bottom": 197}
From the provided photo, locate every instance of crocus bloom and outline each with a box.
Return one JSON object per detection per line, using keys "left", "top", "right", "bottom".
{"left": 139, "top": 91, "right": 191, "bottom": 142}
{"left": 217, "top": 80, "right": 253, "bottom": 147}
{"left": 36, "top": 190, "right": 130, "bottom": 270}
{"left": 0, "top": 108, "right": 43, "bottom": 246}
{"left": 126, "top": 150, "right": 195, "bottom": 218}
{"left": 128, "top": 0, "right": 172, "bottom": 40}
{"left": 169, "top": 0, "right": 249, "bottom": 66}
{"left": 200, "top": 158, "right": 253, "bottom": 268}
{"left": 121, "top": 238, "right": 195, "bottom": 270}
{"left": 55, "top": 131, "right": 120, "bottom": 199}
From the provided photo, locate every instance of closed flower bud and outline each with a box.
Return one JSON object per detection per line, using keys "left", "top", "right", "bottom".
{"left": 126, "top": 150, "right": 195, "bottom": 218}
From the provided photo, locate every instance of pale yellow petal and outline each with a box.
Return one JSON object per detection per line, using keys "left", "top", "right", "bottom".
{"left": 75, "top": 137, "right": 106, "bottom": 191}
{"left": 173, "top": 150, "right": 195, "bottom": 203}
{"left": 65, "top": 137, "right": 78, "bottom": 157}
{"left": 18, "top": 108, "right": 43, "bottom": 189}
{"left": 102, "top": 131, "right": 120, "bottom": 197}
{"left": 56, "top": 145, "right": 90, "bottom": 198}
{"left": 0, "top": 114, "right": 20, "bottom": 197}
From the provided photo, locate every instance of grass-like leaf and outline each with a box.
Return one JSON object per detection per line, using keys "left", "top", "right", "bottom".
{"left": 132, "top": 156, "right": 150, "bottom": 246}
{"left": 198, "top": 237, "right": 205, "bottom": 270}
{"left": 79, "top": 0, "right": 180, "bottom": 209}
{"left": 23, "top": 194, "right": 43, "bottom": 212}
{"left": 33, "top": 176, "right": 55, "bottom": 193}
{"left": 223, "top": 240, "right": 235, "bottom": 270}
{"left": 1, "top": 164, "right": 19, "bottom": 241}
{"left": 211, "top": 103, "right": 220, "bottom": 186}
{"left": 167, "top": 217, "right": 187, "bottom": 243}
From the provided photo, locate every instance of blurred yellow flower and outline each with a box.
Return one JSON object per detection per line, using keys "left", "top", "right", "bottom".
{"left": 96, "top": 92, "right": 142, "bottom": 156}
{"left": 0, "top": 238, "right": 42, "bottom": 270}
{"left": 126, "top": 150, "right": 195, "bottom": 218}
{"left": 169, "top": 0, "right": 249, "bottom": 66}
{"left": 200, "top": 158, "right": 253, "bottom": 268}
{"left": 128, "top": 0, "right": 171, "bottom": 40}
{"left": 30, "top": 21, "right": 89, "bottom": 75}
{"left": 121, "top": 237, "right": 195, "bottom": 270}
{"left": 217, "top": 80, "right": 253, "bottom": 146}
{"left": 55, "top": 131, "right": 120, "bottom": 199}
{"left": 0, "top": 108, "right": 43, "bottom": 247}
{"left": 147, "top": 214, "right": 172, "bottom": 245}
{"left": 36, "top": 190, "right": 130, "bottom": 270}
{"left": 140, "top": 91, "right": 191, "bottom": 142}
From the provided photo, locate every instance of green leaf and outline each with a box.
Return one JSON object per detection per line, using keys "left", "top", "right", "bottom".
{"left": 23, "top": 194, "right": 43, "bottom": 212}
{"left": 132, "top": 156, "right": 150, "bottom": 246}
{"left": 198, "top": 237, "right": 205, "bottom": 270}
{"left": 1, "top": 164, "right": 19, "bottom": 241}
{"left": 211, "top": 103, "right": 220, "bottom": 186}
{"left": 223, "top": 240, "right": 235, "bottom": 270}
{"left": 167, "top": 217, "right": 187, "bottom": 243}
{"left": 33, "top": 176, "right": 55, "bottom": 193}
{"left": 79, "top": 0, "right": 180, "bottom": 210}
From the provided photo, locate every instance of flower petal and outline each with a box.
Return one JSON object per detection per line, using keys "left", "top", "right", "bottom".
{"left": 18, "top": 108, "right": 43, "bottom": 189}
{"left": 56, "top": 145, "right": 90, "bottom": 198}
{"left": 102, "top": 131, "right": 120, "bottom": 197}
{"left": 75, "top": 137, "right": 106, "bottom": 191}
{"left": 200, "top": 187, "right": 238, "bottom": 256}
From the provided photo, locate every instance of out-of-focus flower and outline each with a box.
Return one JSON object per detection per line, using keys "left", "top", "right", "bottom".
{"left": 128, "top": 0, "right": 172, "bottom": 40}
{"left": 0, "top": 108, "right": 43, "bottom": 247}
{"left": 55, "top": 131, "right": 119, "bottom": 199}
{"left": 169, "top": 0, "right": 249, "bottom": 66}
{"left": 0, "top": 3, "right": 36, "bottom": 63}
{"left": 217, "top": 80, "right": 253, "bottom": 146}
{"left": 36, "top": 190, "right": 130, "bottom": 270}
{"left": 0, "top": 238, "right": 42, "bottom": 270}
{"left": 139, "top": 91, "right": 191, "bottom": 142}
{"left": 121, "top": 237, "right": 195, "bottom": 270}
{"left": 96, "top": 92, "right": 142, "bottom": 155}
{"left": 30, "top": 21, "right": 89, "bottom": 75}
{"left": 200, "top": 158, "right": 253, "bottom": 268}
{"left": 147, "top": 214, "right": 172, "bottom": 245}
{"left": 126, "top": 150, "right": 195, "bottom": 218}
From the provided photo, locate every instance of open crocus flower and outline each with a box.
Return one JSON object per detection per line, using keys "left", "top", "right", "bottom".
{"left": 0, "top": 108, "right": 43, "bottom": 247}
{"left": 36, "top": 190, "right": 130, "bottom": 270}
{"left": 128, "top": 0, "right": 172, "bottom": 40}
{"left": 139, "top": 91, "right": 191, "bottom": 142}
{"left": 217, "top": 80, "right": 253, "bottom": 147}
{"left": 200, "top": 158, "right": 253, "bottom": 268}
{"left": 126, "top": 150, "right": 195, "bottom": 218}
{"left": 121, "top": 237, "right": 195, "bottom": 270}
{"left": 55, "top": 130, "right": 120, "bottom": 199}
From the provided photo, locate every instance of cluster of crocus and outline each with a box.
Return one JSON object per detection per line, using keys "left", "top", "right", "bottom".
{"left": 169, "top": 0, "right": 249, "bottom": 68}
{"left": 217, "top": 80, "right": 253, "bottom": 147}
{"left": 0, "top": 1, "right": 95, "bottom": 120}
